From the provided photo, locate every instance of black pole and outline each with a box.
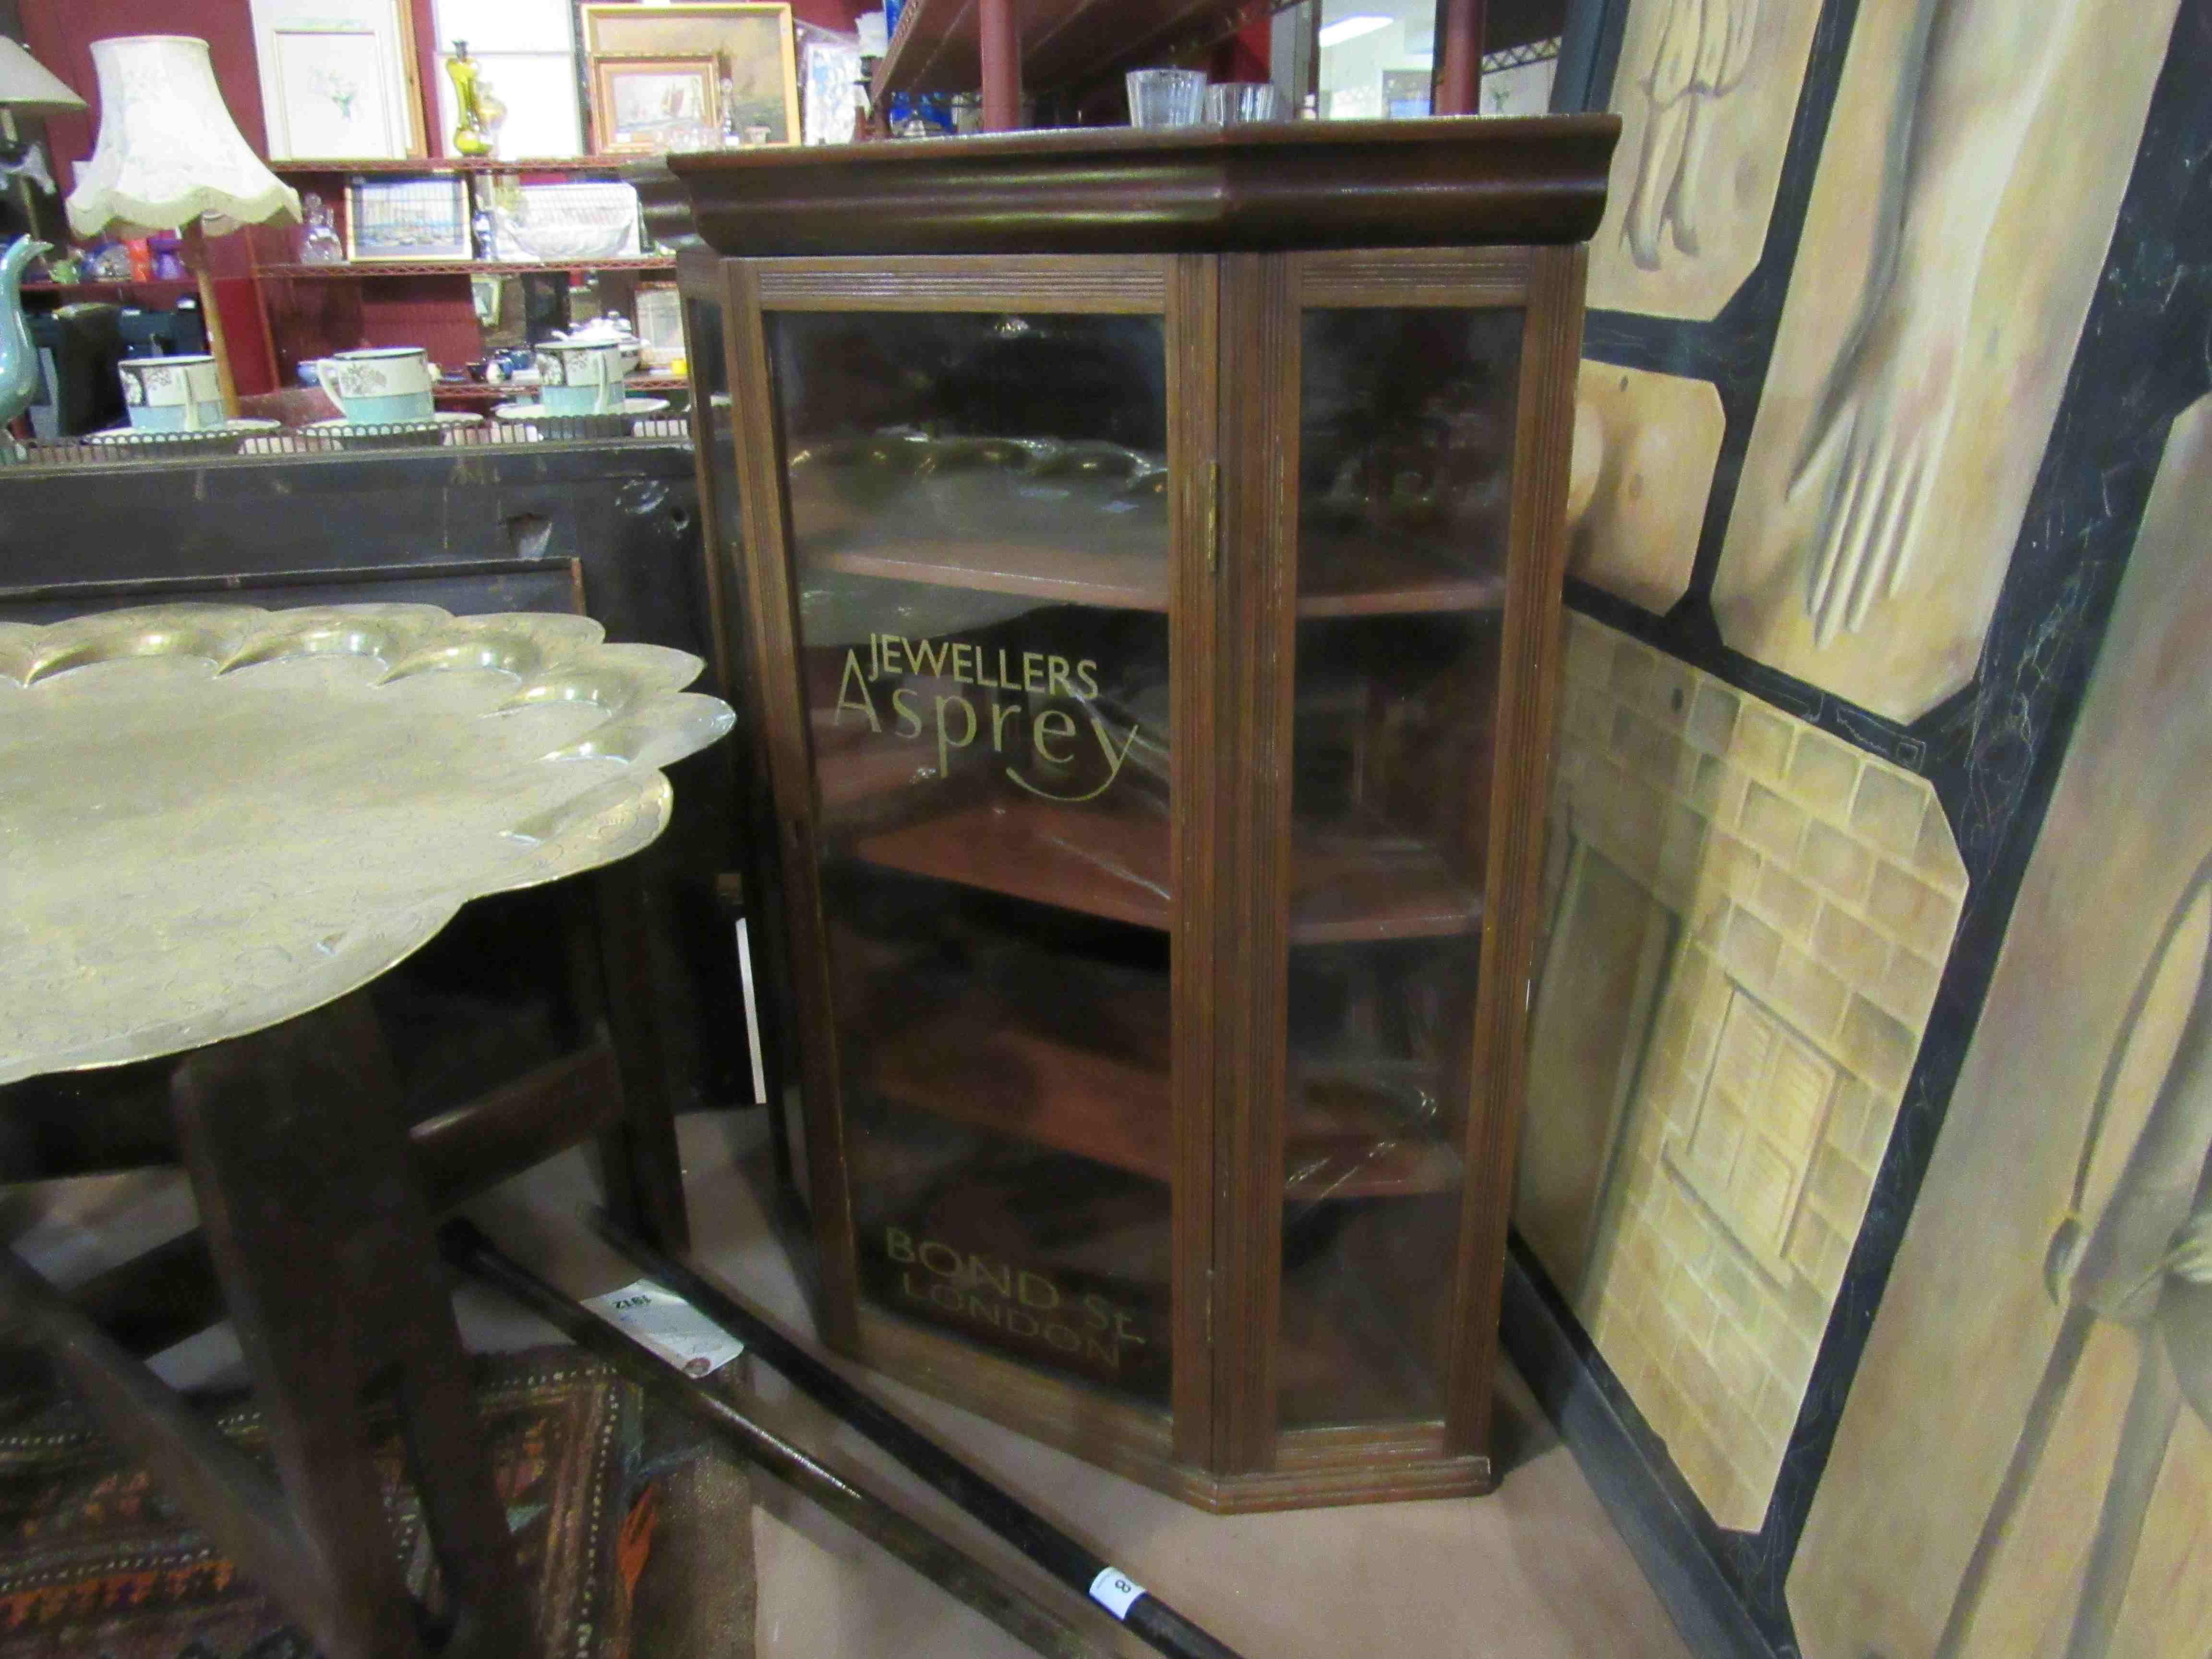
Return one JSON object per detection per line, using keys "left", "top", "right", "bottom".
{"left": 437, "top": 1219, "right": 1113, "bottom": 1659}
{"left": 589, "top": 1210, "right": 1249, "bottom": 1659}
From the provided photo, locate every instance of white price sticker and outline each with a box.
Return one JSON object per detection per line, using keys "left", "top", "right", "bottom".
{"left": 581, "top": 1279, "right": 745, "bottom": 1378}
{"left": 1088, "top": 1567, "right": 1146, "bottom": 1621}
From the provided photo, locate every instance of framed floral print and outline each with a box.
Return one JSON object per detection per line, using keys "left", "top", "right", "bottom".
{"left": 251, "top": 0, "right": 425, "bottom": 161}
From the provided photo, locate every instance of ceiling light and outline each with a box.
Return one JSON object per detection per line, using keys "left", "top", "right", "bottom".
{"left": 1318, "top": 15, "right": 1393, "bottom": 48}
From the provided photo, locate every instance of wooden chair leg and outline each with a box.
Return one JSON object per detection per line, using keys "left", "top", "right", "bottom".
{"left": 0, "top": 1249, "right": 337, "bottom": 1640}
{"left": 169, "top": 991, "right": 534, "bottom": 1659}
{"left": 581, "top": 858, "right": 692, "bottom": 1252}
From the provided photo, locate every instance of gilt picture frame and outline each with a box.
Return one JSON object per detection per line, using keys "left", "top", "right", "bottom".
{"left": 589, "top": 54, "right": 722, "bottom": 155}
{"left": 577, "top": 2, "right": 800, "bottom": 147}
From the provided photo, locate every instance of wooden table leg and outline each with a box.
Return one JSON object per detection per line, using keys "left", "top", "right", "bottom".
{"left": 168, "top": 990, "right": 534, "bottom": 1659}
{"left": 579, "top": 857, "right": 693, "bottom": 1253}
{"left": 0, "top": 1249, "right": 337, "bottom": 1636}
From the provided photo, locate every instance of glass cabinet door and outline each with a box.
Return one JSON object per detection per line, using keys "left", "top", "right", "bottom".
{"left": 754, "top": 280, "right": 1199, "bottom": 1425}
{"left": 1274, "top": 298, "right": 1524, "bottom": 1437}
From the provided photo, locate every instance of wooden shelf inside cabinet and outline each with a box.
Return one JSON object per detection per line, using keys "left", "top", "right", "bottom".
{"left": 860, "top": 971, "right": 1463, "bottom": 1200}
{"left": 1284, "top": 1070, "right": 1464, "bottom": 1200}
{"left": 801, "top": 541, "right": 1168, "bottom": 612}
{"left": 1282, "top": 1140, "right": 1463, "bottom": 1201}
{"left": 258, "top": 259, "right": 677, "bottom": 279}
{"left": 798, "top": 538, "right": 1506, "bottom": 619}
{"left": 1299, "top": 541, "right": 1509, "bottom": 619}
{"left": 872, "top": 984, "right": 1169, "bottom": 1176}
{"left": 1289, "top": 824, "right": 1486, "bottom": 944}
{"left": 854, "top": 795, "right": 1174, "bottom": 930}
{"left": 839, "top": 783, "right": 1482, "bottom": 943}
{"left": 873, "top": 0, "right": 1252, "bottom": 101}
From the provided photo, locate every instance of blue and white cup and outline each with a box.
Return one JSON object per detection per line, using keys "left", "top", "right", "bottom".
{"left": 120, "top": 355, "right": 225, "bottom": 432}
{"left": 535, "top": 340, "right": 627, "bottom": 416}
{"left": 313, "top": 346, "right": 437, "bottom": 425}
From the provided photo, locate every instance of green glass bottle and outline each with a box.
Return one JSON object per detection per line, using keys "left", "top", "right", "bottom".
{"left": 446, "top": 41, "right": 493, "bottom": 157}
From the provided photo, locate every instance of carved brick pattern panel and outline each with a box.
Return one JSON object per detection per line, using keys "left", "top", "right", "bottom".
{"left": 1521, "top": 614, "right": 1970, "bottom": 1529}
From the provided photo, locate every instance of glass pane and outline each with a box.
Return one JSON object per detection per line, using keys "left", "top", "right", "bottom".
{"left": 771, "top": 310, "right": 1177, "bottom": 1411}
{"left": 686, "top": 296, "right": 730, "bottom": 411}
{"left": 1278, "top": 306, "right": 1520, "bottom": 1431}
{"left": 687, "top": 297, "right": 740, "bottom": 613}
{"left": 1316, "top": 0, "right": 1438, "bottom": 120}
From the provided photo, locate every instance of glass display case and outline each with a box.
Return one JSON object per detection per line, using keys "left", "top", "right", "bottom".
{"left": 673, "top": 117, "right": 1615, "bottom": 1508}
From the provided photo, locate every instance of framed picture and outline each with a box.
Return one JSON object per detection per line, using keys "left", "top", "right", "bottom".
{"left": 800, "top": 27, "right": 863, "bottom": 145}
{"left": 251, "top": 0, "right": 425, "bottom": 160}
{"left": 344, "top": 177, "right": 473, "bottom": 264}
{"left": 633, "top": 284, "right": 684, "bottom": 368}
{"left": 578, "top": 3, "right": 800, "bottom": 147}
{"left": 271, "top": 28, "right": 401, "bottom": 157}
{"left": 590, "top": 55, "right": 722, "bottom": 154}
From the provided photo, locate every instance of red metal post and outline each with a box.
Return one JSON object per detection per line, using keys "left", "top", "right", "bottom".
{"left": 979, "top": 0, "right": 1021, "bottom": 131}
{"left": 1436, "top": 0, "right": 1485, "bottom": 116}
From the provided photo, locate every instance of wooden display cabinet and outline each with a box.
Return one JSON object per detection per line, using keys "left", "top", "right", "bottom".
{"left": 673, "top": 118, "right": 1616, "bottom": 1510}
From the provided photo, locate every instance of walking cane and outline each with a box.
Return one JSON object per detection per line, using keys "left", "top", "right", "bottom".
{"left": 439, "top": 1219, "right": 1114, "bottom": 1659}
{"left": 589, "top": 1210, "right": 1248, "bottom": 1659}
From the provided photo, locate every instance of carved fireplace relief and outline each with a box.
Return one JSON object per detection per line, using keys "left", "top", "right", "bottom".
{"left": 1517, "top": 614, "right": 1967, "bottom": 1528}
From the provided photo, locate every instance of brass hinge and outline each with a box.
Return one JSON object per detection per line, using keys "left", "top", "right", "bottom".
{"left": 1204, "top": 459, "right": 1221, "bottom": 576}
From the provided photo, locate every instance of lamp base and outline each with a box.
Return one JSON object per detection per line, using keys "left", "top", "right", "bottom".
{"left": 182, "top": 221, "right": 239, "bottom": 420}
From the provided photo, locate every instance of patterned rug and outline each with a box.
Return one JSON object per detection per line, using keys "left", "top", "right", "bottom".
{"left": 0, "top": 1347, "right": 651, "bottom": 1659}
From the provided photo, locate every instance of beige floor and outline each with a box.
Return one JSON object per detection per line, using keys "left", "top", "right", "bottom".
{"left": 7, "top": 1114, "right": 1692, "bottom": 1659}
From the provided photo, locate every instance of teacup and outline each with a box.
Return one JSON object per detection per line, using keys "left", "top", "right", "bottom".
{"left": 535, "top": 340, "right": 628, "bottom": 416}
{"left": 120, "top": 355, "right": 224, "bottom": 432}
{"left": 313, "top": 347, "right": 436, "bottom": 425}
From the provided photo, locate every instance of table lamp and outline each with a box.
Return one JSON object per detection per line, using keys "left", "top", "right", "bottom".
{"left": 66, "top": 36, "right": 299, "bottom": 418}
{"left": 0, "top": 37, "right": 84, "bottom": 192}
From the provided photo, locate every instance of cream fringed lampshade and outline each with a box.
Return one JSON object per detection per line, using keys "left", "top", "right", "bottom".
{"left": 65, "top": 36, "right": 299, "bottom": 419}
{"left": 65, "top": 35, "right": 298, "bottom": 239}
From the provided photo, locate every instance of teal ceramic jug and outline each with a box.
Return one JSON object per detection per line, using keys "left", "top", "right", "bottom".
{"left": 0, "top": 237, "right": 50, "bottom": 431}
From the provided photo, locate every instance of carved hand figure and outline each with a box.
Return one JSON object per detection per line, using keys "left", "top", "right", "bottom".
{"left": 1623, "top": 0, "right": 1761, "bottom": 269}
{"left": 1793, "top": 297, "right": 1961, "bottom": 646}
{"left": 1788, "top": 0, "right": 2080, "bottom": 646}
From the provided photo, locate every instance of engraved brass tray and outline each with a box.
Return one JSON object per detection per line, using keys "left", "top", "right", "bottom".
{"left": 0, "top": 604, "right": 735, "bottom": 1083}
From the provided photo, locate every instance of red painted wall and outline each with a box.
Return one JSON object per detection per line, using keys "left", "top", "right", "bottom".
{"left": 1212, "top": 2, "right": 1272, "bottom": 83}
{"left": 22, "top": 1, "right": 267, "bottom": 194}
{"left": 796, "top": 0, "right": 872, "bottom": 27}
